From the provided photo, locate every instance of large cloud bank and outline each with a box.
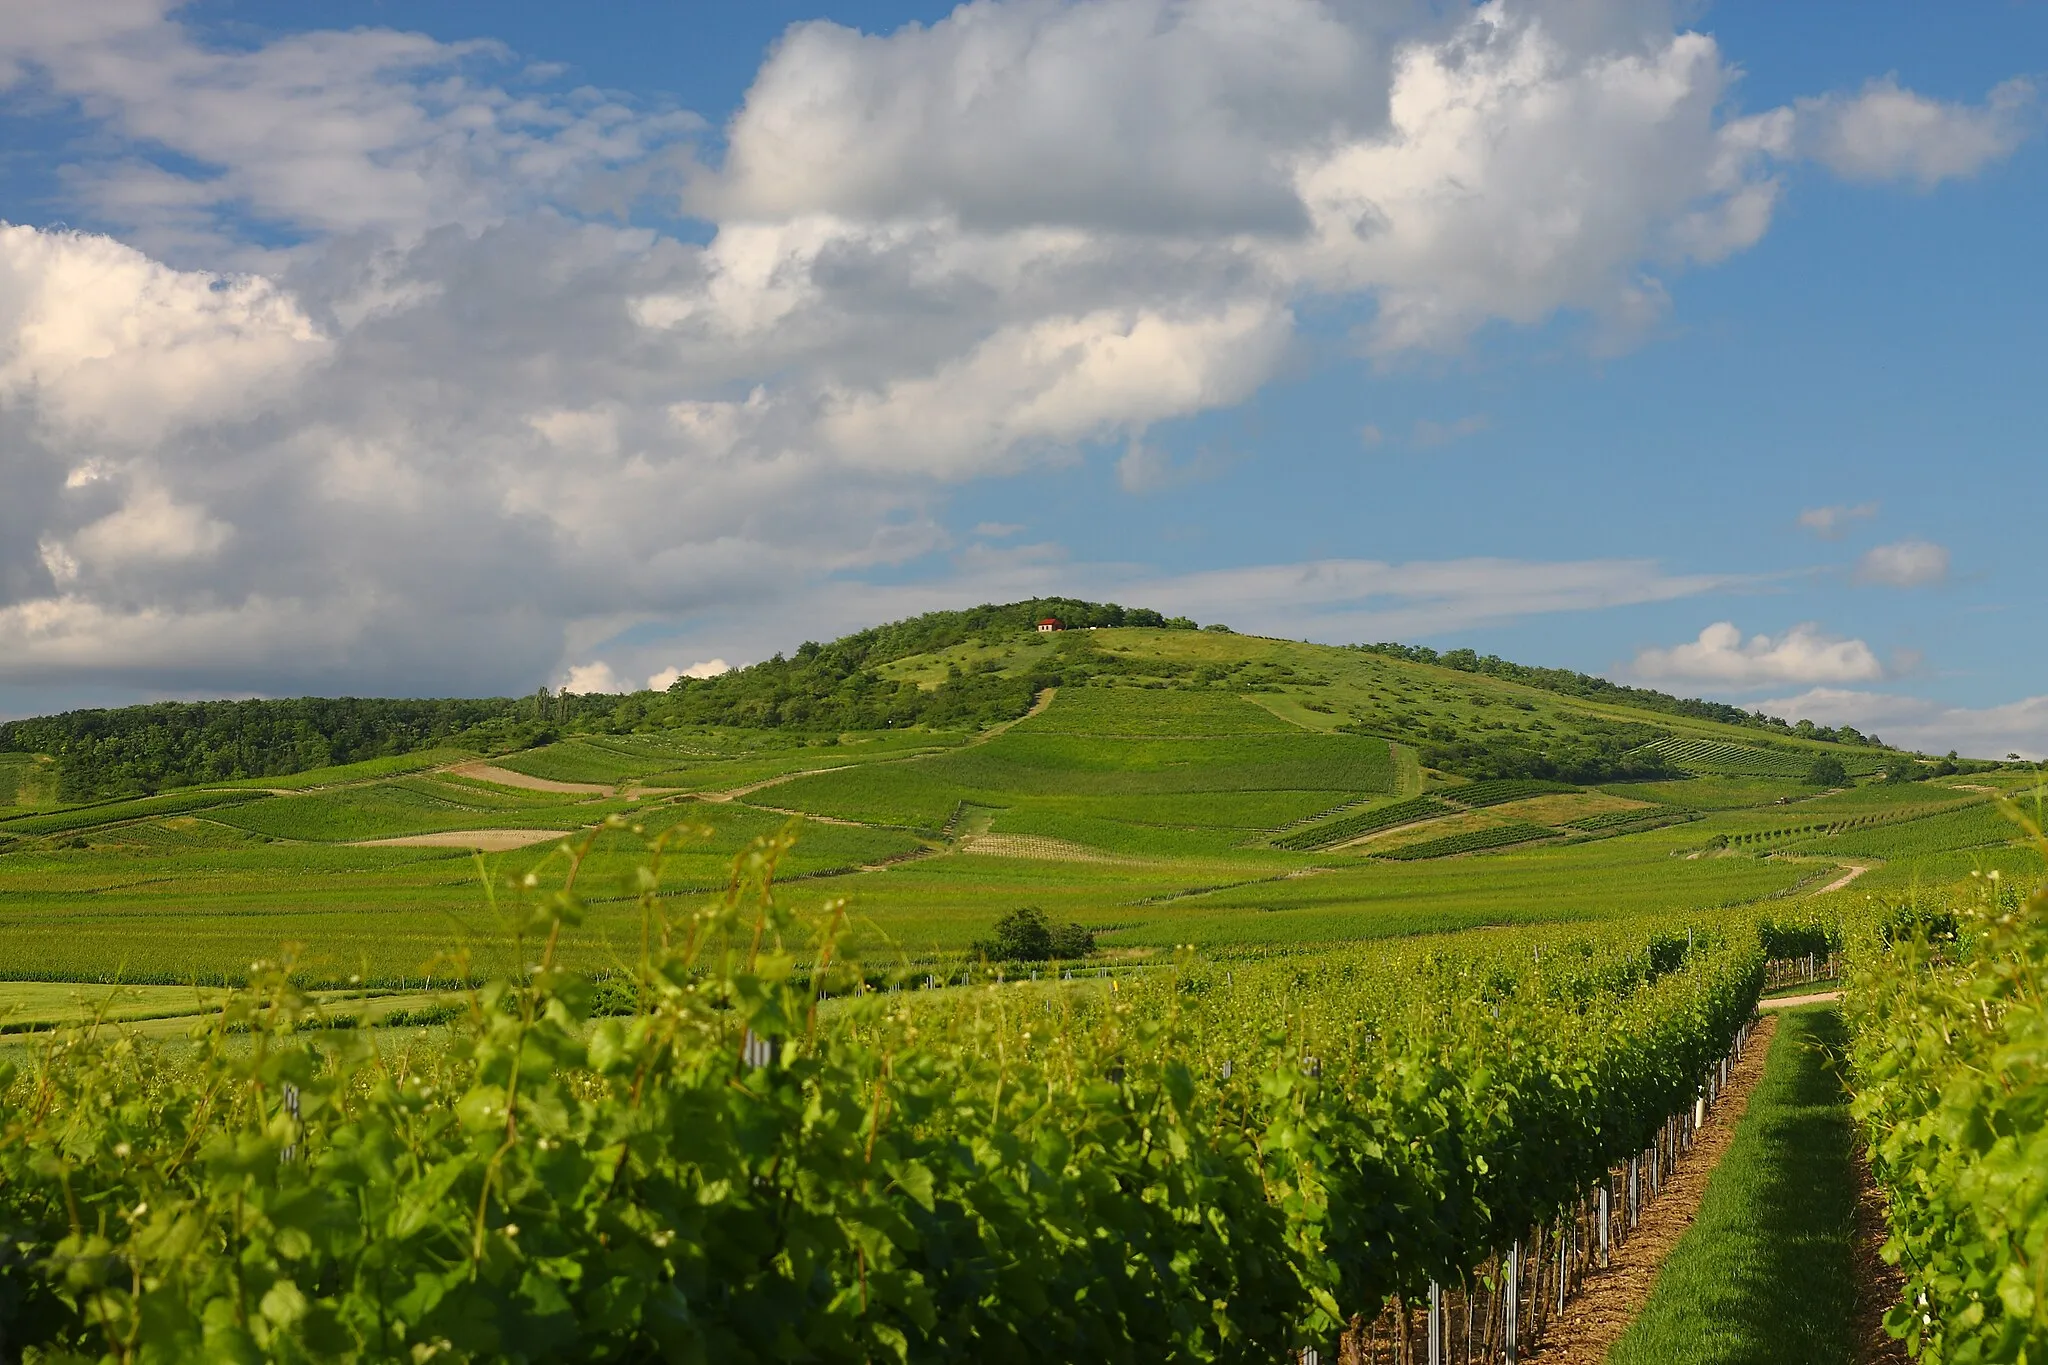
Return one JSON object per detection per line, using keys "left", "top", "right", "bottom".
{"left": 0, "top": 0, "right": 2031, "bottom": 697}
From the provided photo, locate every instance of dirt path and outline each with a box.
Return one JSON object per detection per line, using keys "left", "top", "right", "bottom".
{"left": 742, "top": 804, "right": 867, "bottom": 827}
{"left": 1524, "top": 1013, "right": 1779, "bottom": 1364}
{"left": 982, "top": 685, "right": 1057, "bottom": 736}
{"left": 1852, "top": 1149, "right": 1910, "bottom": 1365}
{"left": 449, "top": 762, "right": 613, "bottom": 796}
{"left": 699, "top": 688, "right": 1059, "bottom": 807}
{"left": 1811, "top": 862, "right": 1874, "bottom": 896}
{"left": 697, "top": 765, "right": 856, "bottom": 803}
{"left": 1760, "top": 990, "right": 1843, "bottom": 1010}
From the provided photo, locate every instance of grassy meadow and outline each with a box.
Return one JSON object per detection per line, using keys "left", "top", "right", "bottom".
{"left": 1, "top": 628, "right": 2037, "bottom": 997}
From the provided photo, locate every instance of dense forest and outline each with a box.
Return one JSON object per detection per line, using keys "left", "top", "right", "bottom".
{"left": 0, "top": 699, "right": 529, "bottom": 802}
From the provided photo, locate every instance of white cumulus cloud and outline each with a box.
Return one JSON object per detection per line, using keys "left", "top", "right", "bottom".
{"left": 0, "top": 224, "right": 326, "bottom": 445}
{"left": 560, "top": 662, "right": 627, "bottom": 694}
{"left": 1758, "top": 686, "right": 2048, "bottom": 762}
{"left": 1798, "top": 76, "right": 2035, "bottom": 189}
{"left": 1856, "top": 538, "right": 1949, "bottom": 588}
{"left": 1632, "top": 622, "right": 1884, "bottom": 687}
{"left": 646, "top": 659, "right": 731, "bottom": 691}
{"left": 0, "top": 0, "right": 2029, "bottom": 703}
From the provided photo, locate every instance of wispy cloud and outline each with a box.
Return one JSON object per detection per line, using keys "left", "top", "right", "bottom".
{"left": 592, "top": 552, "right": 1757, "bottom": 685}
{"left": 1856, "top": 538, "right": 1949, "bottom": 587}
{"left": 1412, "top": 415, "right": 1491, "bottom": 448}
{"left": 1797, "top": 502, "right": 1878, "bottom": 538}
{"left": 1631, "top": 622, "right": 1884, "bottom": 687}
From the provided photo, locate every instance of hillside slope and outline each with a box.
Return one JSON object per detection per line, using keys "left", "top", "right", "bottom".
{"left": 5, "top": 599, "right": 1956, "bottom": 807}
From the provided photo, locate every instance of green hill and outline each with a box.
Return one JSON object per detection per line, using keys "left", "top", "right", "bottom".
{"left": 0, "top": 602, "right": 2032, "bottom": 989}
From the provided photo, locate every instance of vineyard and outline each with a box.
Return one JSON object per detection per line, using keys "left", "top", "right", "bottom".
{"left": 1376, "top": 822, "right": 1559, "bottom": 860}
{"left": 0, "top": 616, "right": 2042, "bottom": 1360}
{"left": 1843, "top": 808, "right": 2048, "bottom": 1361}
{"left": 0, "top": 788, "right": 267, "bottom": 838}
{"left": 1720, "top": 795, "right": 2010, "bottom": 856}
{"left": 1565, "top": 807, "right": 1691, "bottom": 833}
{"left": 1270, "top": 796, "right": 1451, "bottom": 850}
{"left": 1443, "top": 778, "right": 1581, "bottom": 808}
{"left": 0, "top": 829, "right": 1764, "bottom": 1362}
{"left": 1632, "top": 738, "right": 1887, "bottom": 778}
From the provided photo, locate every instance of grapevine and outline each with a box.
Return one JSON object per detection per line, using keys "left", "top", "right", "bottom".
{"left": 0, "top": 824, "right": 1763, "bottom": 1362}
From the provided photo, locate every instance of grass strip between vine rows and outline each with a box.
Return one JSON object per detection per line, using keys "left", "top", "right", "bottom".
{"left": 1608, "top": 1006, "right": 1859, "bottom": 1365}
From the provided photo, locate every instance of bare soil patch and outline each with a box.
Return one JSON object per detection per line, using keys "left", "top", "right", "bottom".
{"left": 1493, "top": 791, "right": 1659, "bottom": 824}
{"left": 957, "top": 833, "right": 1146, "bottom": 865}
{"left": 449, "top": 762, "right": 613, "bottom": 795}
{"left": 1524, "top": 1013, "right": 1779, "bottom": 1364}
{"left": 352, "top": 829, "right": 570, "bottom": 850}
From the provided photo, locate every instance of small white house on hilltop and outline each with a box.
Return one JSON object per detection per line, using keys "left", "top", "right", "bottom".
{"left": 1037, "top": 617, "right": 1063, "bottom": 632}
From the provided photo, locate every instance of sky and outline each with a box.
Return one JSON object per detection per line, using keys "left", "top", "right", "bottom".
{"left": 0, "top": 0, "right": 2043, "bottom": 756}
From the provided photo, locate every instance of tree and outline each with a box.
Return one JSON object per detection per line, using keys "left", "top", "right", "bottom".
{"left": 1047, "top": 920, "right": 1095, "bottom": 959}
{"left": 1806, "top": 754, "right": 1848, "bottom": 787}
{"left": 972, "top": 907, "right": 1094, "bottom": 962}
{"left": 1884, "top": 755, "right": 1925, "bottom": 783}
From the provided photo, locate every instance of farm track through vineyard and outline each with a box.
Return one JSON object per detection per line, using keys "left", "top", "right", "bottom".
{"left": 1523, "top": 1013, "right": 1777, "bottom": 1364}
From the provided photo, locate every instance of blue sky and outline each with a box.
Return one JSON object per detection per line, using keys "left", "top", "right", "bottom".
{"left": 0, "top": 0, "right": 2042, "bottom": 754}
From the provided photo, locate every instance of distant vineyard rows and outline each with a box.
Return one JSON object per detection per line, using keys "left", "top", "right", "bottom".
{"left": 1380, "top": 822, "right": 1559, "bottom": 860}
{"left": 1271, "top": 796, "right": 1451, "bottom": 851}
{"left": 1633, "top": 738, "right": 1886, "bottom": 778}
{"left": 1446, "top": 778, "right": 1581, "bottom": 808}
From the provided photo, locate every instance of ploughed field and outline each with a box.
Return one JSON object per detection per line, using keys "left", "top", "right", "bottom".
{"left": 1, "top": 629, "right": 2034, "bottom": 995}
